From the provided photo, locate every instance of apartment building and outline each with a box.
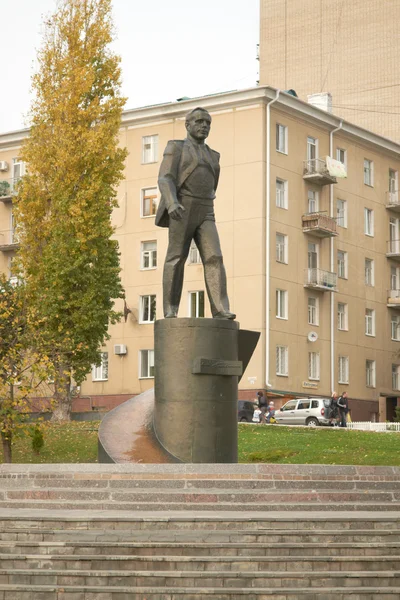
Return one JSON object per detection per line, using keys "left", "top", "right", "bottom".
{"left": 259, "top": 0, "right": 400, "bottom": 142}
{"left": 0, "top": 86, "right": 399, "bottom": 420}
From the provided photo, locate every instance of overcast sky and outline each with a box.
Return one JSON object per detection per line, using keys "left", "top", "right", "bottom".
{"left": 0, "top": 0, "right": 259, "bottom": 133}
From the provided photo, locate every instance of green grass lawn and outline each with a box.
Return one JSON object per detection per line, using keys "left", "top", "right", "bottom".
{"left": 238, "top": 424, "right": 400, "bottom": 466}
{"left": 1, "top": 421, "right": 400, "bottom": 466}
{"left": 0, "top": 422, "right": 100, "bottom": 464}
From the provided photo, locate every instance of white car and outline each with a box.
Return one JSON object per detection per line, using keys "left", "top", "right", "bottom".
{"left": 274, "top": 397, "right": 331, "bottom": 427}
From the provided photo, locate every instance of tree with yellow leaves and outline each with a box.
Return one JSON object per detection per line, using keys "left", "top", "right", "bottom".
{"left": 0, "top": 275, "right": 53, "bottom": 462}
{"left": 14, "top": 0, "right": 127, "bottom": 420}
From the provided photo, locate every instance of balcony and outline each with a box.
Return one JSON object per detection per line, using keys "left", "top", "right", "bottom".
{"left": 302, "top": 212, "right": 338, "bottom": 238}
{"left": 303, "top": 159, "right": 337, "bottom": 186}
{"left": 386, "top": 190, "right": 400, "bottom": 212}
{"left": 387, "top": 289, "right": 400, "bottom": 308}
{"left": 0, "top": 178, "right": 21, "bottom": 203}
{"left": 386, "top": 240, "right": 400, "bottom": 261}
{"left": 304, "top": 268, "right": 337, "bottom": 292}
{"left": 0, "top": 230, "right": 19, "bottom": 252}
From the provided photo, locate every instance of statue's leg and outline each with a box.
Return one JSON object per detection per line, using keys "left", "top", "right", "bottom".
{"left": 194, "top": 219, "right": 232, "bottom": 317}
{"left": 163, "top": 199, "right": 195, "bottom": 317}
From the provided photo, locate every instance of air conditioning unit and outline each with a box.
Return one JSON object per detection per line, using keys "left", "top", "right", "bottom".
{"left": 0, "top": 161, "right": 9, "bottom": 172}
{"left": 114, "top": 344, "right": 127, "bottom": 355}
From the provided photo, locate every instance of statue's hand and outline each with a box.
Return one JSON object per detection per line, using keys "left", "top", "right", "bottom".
{"left": 168, "top": 203, "right": 185, "bottom": 221}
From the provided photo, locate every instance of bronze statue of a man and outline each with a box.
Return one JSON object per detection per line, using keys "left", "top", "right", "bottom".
{"left": 156, "top": 107, "right": 235, "bottom": 320}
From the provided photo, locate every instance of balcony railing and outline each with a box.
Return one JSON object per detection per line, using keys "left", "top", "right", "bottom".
{"left": 301, "top": 212, "right": 338, "bottom": 237}
{"left": 387, "top": 289, "right": 400, "bottom": 307}
{"left": 0, "top": 178, "right": 21, "bottom": 202}
{"left": 387, "top": 239, "right": 400, "bottom": 260}
{"left": 304, "top": 268, "right": 337, "bottom": 291}
{"left": 303, "top": 159, "right": 337, "bottom": 185}
{"left": 0, "top": 230, "right": 19, "bottom": 252}
{"left": 386, "top": 190, "right": 400, "bottom": 211}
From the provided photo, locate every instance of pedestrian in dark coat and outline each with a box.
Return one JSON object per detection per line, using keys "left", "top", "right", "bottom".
{"left": 337, "top": 392, "right": 349, "bottom": 428}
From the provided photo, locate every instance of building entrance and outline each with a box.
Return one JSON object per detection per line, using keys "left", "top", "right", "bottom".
{"left": 386, "top": 397, "right": 399, "bottom": 422}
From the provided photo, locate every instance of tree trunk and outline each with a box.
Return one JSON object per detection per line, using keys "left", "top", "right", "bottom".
{"left": 1, "top": 432, "right": 12, "bottom": 463}
{"left": 51, "top": 367, "right": 72, "bottom": 421}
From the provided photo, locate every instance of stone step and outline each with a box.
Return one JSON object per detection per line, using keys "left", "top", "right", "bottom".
{"left": 4, "top": 488, "right": 400, "bottom": 504}
{"left": 2, "top": 540, "right": 400, "bottom": 557}
{"left": 0, "top": 553, "right": 399, "bottom": 572}
{"left": 0, "top": 584, "right": 400, "bottom": 599}
{"left": 4, "top": 477, "right": 400, "bottom": 490}
{"left": 1, "top": 568, "right": 400, "bottom": 587}
{"left": 2, "top": 499, "right": 400, "bottom": 512}
{"left": 2, "top": 463, "right": 400, "bottom": 481}
{"left": 2, "top": 527, "right": 400, "bottom": 544}
{"left": 0, "top": 513, "right": 398, "bottom": 530}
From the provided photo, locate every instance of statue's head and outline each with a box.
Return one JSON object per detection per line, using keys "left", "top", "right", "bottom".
{"left": 185, "top": 107, "right": 211, "bottom": 142}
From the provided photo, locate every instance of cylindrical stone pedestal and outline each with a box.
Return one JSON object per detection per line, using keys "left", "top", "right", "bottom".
{"left": 154, "top": 318, "right": 240, "bottom": 463}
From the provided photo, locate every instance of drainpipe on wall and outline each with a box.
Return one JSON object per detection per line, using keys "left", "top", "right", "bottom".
{"left": 329, "top": 120, "right": 343, "bottom": 394}
{"left": 265, "top": 89, "right": 280, "bottom": 390}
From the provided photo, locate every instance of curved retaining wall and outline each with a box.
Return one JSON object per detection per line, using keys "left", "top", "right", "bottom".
{"left": 98, "top": 388, "right": 176, "bottom": 464}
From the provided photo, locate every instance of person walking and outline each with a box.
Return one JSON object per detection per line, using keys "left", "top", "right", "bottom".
{"left": 329, "top": 391, "right": 339, "bottom": 427}
{"left": 337, "top": 392, "right": 349, "bottom": 428}
{"left": 252, "top": 406, "right": 262, "bottom": 423}
{"left": 256, "top": 391, "right": 267, "bottom": 423}
{"left": 266, "top": 401, "right": 276, "bottom": 424}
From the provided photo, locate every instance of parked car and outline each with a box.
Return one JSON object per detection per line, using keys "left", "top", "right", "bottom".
{"left": 274, "top": 397, "right": 331, "bottom": 427}
{"left": 238, "top": 400, "right": 256, "bottom": 422}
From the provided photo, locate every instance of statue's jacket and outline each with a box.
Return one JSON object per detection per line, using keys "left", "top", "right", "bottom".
{"left": 156, "top": 138, "right": 220, "bottom": 228}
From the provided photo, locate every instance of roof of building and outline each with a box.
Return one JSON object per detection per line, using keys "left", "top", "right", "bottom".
{"left": 1, "top": 86, "right": 399, "bottom": 157}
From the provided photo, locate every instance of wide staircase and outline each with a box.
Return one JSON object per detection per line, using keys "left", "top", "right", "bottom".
{"left": 0, "top": 463, "right": 399, "bottom": 598}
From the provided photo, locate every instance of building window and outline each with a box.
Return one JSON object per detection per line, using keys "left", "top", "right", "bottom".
{"left": 308, "top": 351, "right": 320, "bottom": 381}
{"left": 307, "top": 136, "right": 318, "bottom": 161}
{"left": 389, "top": 169, "right": 398, "bottom": 197}
{"left": 337, "top": 250, "right": 348, "bottom": 279}
{"left": 276, "top": 233, "right": 288, "bottom": 263}
{"left": 8, "top": 256, "right": 18, "bottom": 286}
{"left": 336, "top": 148, "right": 347, "bottom": 166}
{"left": 308, "top": 189, "right": 319, "bottom": 213}
{"left": 365, "top": 258, "right": 374, "bottom": 286}
{"left": 308, "top": 242, "right": 318, "bottom": 271}
{"left": 338, "top": 356, "right": 349, "bottom": 384}
{"left": 364, "top": 208, "right": 374, "bottom": 236}
{"left": 92, "top": 352, "right": 108, "bottom": 382}
{"left": 365, "top": 308, "right": 375, "bottom": 336}
{"left": 141, "top": 187, "right": 158, "bottom": 217}
{"left": 276, "top": 124, "right": 288, "bottom": 154}
{"left": 140, "top": 349, "right": 155, "bottom": 379}
{"left": 276, "top": 178, "right": 288, "bottom": 209}
{"left": 391, "top": 266, "right": 400, "bottom": 290}
{"left": 142, "top": 135, "right": 158, "bottom": 164}
{"left": 188, "top": 240, "right": 201, "bottom": 264}
{"left": 337, "top": 302, "right": 348, "bottom": 331}
{"left": 141, "top": 241, "right": 157, "bottom": 270}
{"left": 276, "top": 345, "right": 288, "bottom": 376}
{"left": 336, "top": 199, "right": 347, "bottom": 228}
{"left": 12, "top": 158, "right": 25, "bottom": 189}
{"left": 140, "top": 295, "right": 156, "bottom": 323}
{"left": 276, "top": 289, "right": 288, "bottom": 319}
{"left": 189, "top": 291, "right": 205, "bottom": 318}
{"left": 389, "top": 217, "right": 400, "bottom": 253}
{"left": 308, "top": 297, "right": 319, "bottom": 326}
{"left": 366, "top": 359, "right": 376, "bottom": 387}
{"left": 364, "top": 159, "right": 374, "bottom": 186}
{"left": 392, "top": 365, "right": 400, "bottom": 391}
{"left": 391, "top": 315, "right": 400, "bottom": 341}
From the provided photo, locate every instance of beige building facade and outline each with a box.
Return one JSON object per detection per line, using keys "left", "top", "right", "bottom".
{"left": 259, "top": 0, "right": 400, "bottom": 142}
{"left": 1, "top": 86, "right": 400, "bottom": 420}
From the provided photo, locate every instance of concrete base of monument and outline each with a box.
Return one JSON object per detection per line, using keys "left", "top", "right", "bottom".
{"left": 98, "top": 318, "right": 259, "bottom": 464}
{"left": 154, "top": 318, "right": 260, "bottom": 464}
